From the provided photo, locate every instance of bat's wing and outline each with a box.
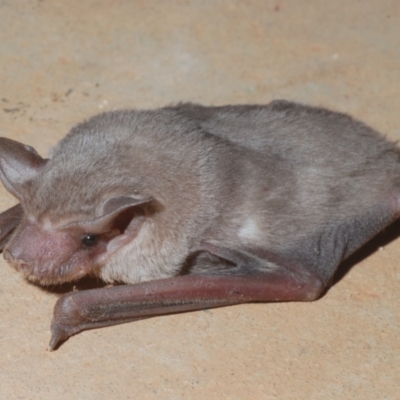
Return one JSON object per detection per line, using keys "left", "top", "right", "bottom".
{"left": 48, "top": 243, "right": 325, "bottom": 350}
{"left": 0, "top": 204, "right": 22, "bottom": 251}
{"left": 49, "top": 199, "right": 400, "bottom": 350}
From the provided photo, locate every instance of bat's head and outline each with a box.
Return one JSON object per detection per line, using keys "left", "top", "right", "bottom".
{"left": 0, "top": 137, "right": 154, "bottom": 285}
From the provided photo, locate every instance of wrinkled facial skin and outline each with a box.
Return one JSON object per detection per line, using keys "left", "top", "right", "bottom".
{"left": 3, "top": 219, "right": 112, "bottom": 285}
{"left": 2, "top": 200, "right": 147, "bottom": 285}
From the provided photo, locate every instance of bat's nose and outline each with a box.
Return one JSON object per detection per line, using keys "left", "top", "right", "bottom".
{"left": 3, "top": 247, "right": 34, "bottom": 275}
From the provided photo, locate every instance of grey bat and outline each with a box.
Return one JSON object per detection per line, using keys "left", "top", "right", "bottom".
{"left": 0, "top": 100, "right": 399, "bottom": 350}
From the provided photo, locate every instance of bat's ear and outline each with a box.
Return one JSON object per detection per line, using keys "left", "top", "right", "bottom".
{"left": 67, "top": 195, "right": 154, "bottom": 233}
{"left": 101, "top": 196, "right": 152, "bottom": 216}
{"left": 0, "top": 138, "right": 47, "bottom": 201}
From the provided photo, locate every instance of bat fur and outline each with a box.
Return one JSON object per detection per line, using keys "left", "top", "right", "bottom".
{"left": 0, "top": 100, "right": 399, "bottom": 349}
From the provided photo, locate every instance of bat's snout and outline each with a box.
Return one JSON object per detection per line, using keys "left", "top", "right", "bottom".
{"left": 2, "top": 220, "right": 88, "bottom": 284}
{"left": 3, "top": 247, "right": 35, "bottom": 276}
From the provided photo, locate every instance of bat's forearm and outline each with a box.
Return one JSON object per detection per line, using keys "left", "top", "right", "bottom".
{"left": 50, "top": 276, "right": 236, "bottom": 350}
{"left": 50, "top": 270, "right": 324, "bottom": 350}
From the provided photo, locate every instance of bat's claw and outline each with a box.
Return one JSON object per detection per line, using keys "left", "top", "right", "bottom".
{"left": 49, "top": 293, "right": 84, "bottom": 350}
{"left": 48, "top": 323, "right": 72, "bottom": 351}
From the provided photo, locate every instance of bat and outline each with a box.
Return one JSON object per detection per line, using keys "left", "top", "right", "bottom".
{"left": 0, "top": 100, "right": 399, "bottom": 350}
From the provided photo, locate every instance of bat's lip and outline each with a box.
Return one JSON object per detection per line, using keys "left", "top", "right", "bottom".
{"left": 3, "top": 248, "right": 90, "bottom": 285}
{"left": 25, "top": 264, "right": 90, "bottom": 286}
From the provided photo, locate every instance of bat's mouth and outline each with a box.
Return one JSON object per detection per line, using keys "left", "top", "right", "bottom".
{"left": 24, "top": 267, "right": 88, "bottom": 286}
{"left": 3, "top": 248, "right": 91, "bottom": 286}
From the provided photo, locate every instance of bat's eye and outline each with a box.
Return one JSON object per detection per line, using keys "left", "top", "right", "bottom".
{"left": 81, "top": 234, "right": 98, "bottom": 247}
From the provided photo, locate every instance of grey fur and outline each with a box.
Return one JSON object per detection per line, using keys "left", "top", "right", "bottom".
{"left": 1, "top": 100, "right": 400, "bottom": 349}
{"left": 0, "top": 101, "right": 399, "bottom": 293}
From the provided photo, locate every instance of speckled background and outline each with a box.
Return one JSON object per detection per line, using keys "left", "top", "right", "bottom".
{"left": 0, "top": 1, "right": 399, "bottom": 399}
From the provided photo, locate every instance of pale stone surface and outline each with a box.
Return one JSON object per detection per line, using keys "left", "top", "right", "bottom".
{"left": 0, "top": 1, "right": 399, "bottom": 399}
